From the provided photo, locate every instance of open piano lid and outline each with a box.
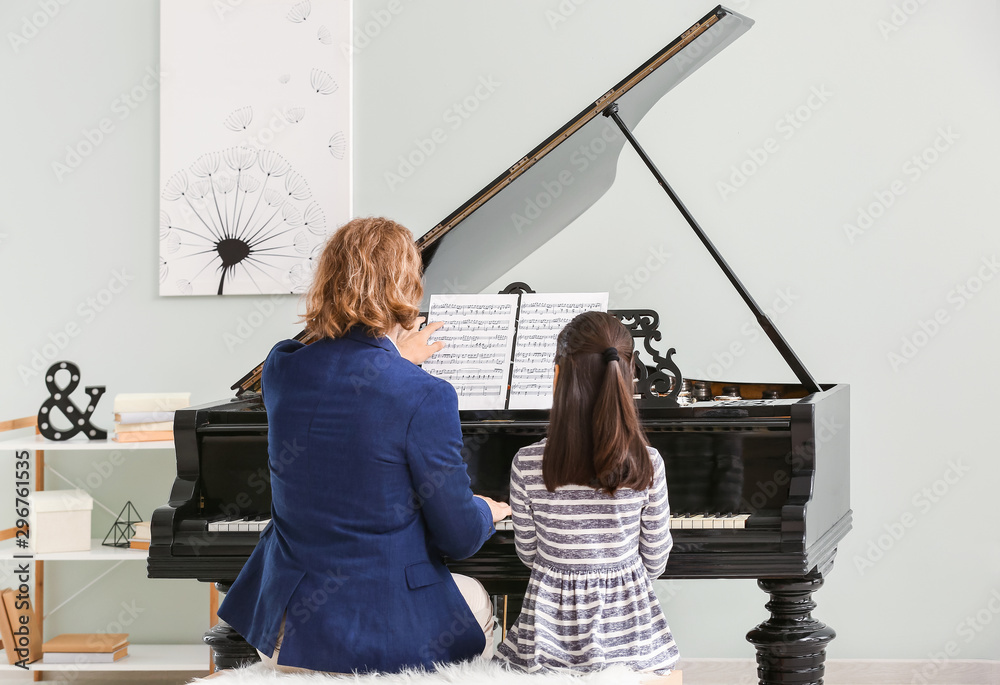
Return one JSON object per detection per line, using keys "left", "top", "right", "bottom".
{"left": 233, "top": 5, "right": 754, "bottom": 395}
{"left": 418, "top": 5, "right": 753, "bottom": 295}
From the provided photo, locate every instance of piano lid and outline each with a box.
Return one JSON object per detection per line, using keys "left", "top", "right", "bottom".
{"left": 232, "top": 6, "right": 753, "bottom": 395}
{"left": 418, "top": 5, "right": 753, "bottom": 299}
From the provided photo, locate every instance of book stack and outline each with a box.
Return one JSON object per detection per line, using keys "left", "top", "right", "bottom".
{"left": 129, "top": 521, "right": 151, "bottom": 550}
{"left": 42, "top": 633, "right": 129, "bottom": 664}
{"left": 112, "top": 393, "right": 190, "bottom": 442}
{"left": 0, "top": 588, "right": 40, "bottom": 665}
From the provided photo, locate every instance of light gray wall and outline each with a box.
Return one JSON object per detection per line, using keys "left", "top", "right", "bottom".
{"left": 1, "top": 0, "right": 998, "bottom": 664}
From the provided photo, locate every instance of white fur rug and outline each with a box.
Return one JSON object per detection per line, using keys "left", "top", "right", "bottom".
{"left": 192, "top": 660, "right": 651, "bottom": 685}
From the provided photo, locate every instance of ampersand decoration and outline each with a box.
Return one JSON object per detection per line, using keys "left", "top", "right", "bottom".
{"left": 37, "top": 361, "right": 107, "bottom": 441}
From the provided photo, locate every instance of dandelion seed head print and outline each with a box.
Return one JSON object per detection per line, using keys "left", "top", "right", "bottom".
{"left": 160, "top": 0, "right": 350, "bottom": 296}
{"left": 161, "top": 147, "right": 330, "bottom": 295}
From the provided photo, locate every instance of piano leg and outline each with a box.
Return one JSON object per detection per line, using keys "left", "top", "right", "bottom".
{"left": 746, "top": 572, "right": 836, "bottom": 685}
{"left": 204, "top": 582, "right": 261, "bottom": 671}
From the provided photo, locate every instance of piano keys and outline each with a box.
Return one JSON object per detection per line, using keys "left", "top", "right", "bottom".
{"left": 206, "top": 516, "right": 271, "bottom": 534}
{"left": 494, "top": 513, "right": 752, "bottom": 532}
{"left": 150, "top": 6, "right": 850, "bottom": 684}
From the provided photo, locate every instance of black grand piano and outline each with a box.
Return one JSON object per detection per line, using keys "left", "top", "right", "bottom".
{"left": 149, "top": 7, "right": 851, "bottom": 685}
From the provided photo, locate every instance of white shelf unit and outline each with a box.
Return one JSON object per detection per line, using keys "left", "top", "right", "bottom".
{"left": 0, "top": 422, "right": 210, "bottom": 678}
{"left": 0, "top": 644, "right": 210, "bottom": 672}
{"left": 0, "top": 538, "right": 147, "bottom": 562}
{"left": 0, "top": 435, "right": 173, "bottom": 451}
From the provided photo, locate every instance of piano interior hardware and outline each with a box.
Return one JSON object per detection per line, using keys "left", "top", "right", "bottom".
{"left": 152, "top": 7, "right": 851, "bottom": 684}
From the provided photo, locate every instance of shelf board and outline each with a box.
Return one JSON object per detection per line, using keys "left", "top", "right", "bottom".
{"left": 0, "top": 434, "right": 173, "bottom": 451}
{"left": 0, "top": 644, "right": 210, "bottom": 672}
{"left": 0, "top": 538, "right": 148, "bottom": 561}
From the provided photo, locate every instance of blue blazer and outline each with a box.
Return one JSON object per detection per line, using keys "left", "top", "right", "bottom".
{"left": 218, "top": 327, "right": 494, "bottom": 673}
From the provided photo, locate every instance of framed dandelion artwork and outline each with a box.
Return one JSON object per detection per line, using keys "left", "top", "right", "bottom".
{"left": 159, "top": 0, "right": 351, "bottom": 296}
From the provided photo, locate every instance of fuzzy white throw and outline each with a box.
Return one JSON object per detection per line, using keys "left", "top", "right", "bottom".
{"left": 192, "top": 660, "right": 652, "bottom": 685}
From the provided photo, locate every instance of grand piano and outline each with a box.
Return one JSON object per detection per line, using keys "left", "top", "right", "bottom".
{"left": 149, "top": 7, "right": 851, "bottom": 685}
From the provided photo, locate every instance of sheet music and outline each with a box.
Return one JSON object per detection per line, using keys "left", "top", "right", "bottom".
{"left": 509, "top": 292, "right": 609, "bottom": 410}
{"left": 422, "top": 294, "right": 518, "bottom": 410}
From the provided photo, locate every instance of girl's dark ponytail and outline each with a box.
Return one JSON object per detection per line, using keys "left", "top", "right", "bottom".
{"left": 543, "top": 312, "right": 654, "bottom": 495}
{"left": 591, "top": 347, "right": 652, "bottom": 494}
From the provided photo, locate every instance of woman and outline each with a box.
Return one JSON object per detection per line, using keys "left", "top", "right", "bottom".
{"left": 218, "top": 217, "right": 511, "bottom": 673}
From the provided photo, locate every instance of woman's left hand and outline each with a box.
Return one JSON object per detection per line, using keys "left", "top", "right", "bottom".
{"left": 397, "top": 317, "right": 445, "bottom": 365}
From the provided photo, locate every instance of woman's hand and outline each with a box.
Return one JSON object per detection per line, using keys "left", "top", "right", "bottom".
{"left": 475, "top": 495, "right": 512, "bottom": 523}
{"left": 396, "top": 317, "right": 445, "bottom": 365}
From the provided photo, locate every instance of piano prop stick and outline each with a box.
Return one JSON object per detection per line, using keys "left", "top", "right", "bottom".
{"left": 601, "top": 102, "right": 821, "bottom": 395}
{"left": 152, "top": 7, "right": 850, "bottom": 684}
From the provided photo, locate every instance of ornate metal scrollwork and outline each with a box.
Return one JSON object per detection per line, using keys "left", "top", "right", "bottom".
{"left": 610, "top": 308, "right": 682, "bottom": 407}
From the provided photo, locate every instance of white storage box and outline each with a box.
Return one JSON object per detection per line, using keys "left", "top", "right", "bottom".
{"left": 27, "top": 489, "right": 93, "bottom": 554}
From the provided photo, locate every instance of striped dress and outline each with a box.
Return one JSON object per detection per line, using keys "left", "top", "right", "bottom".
{"left": 495, "top": 440, "right": 678, "bottom": 675}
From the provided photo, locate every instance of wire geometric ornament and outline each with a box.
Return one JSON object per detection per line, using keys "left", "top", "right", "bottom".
{"left": 102, "top": 501, "right": 143, "bottom": 548}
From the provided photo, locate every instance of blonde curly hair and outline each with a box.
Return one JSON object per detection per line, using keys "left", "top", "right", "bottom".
{"left": 301, "top": 217, "right": 423, "bottom": 339}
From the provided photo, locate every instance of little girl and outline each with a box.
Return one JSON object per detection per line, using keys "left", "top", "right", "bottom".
{"left": 495, "top": 311, "right": 678, "bottom": 676}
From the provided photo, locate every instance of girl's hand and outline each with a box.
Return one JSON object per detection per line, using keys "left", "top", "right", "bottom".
{"left": 397, "top": 317, "right": 445, "bottom": 365}
{"left": 475, "top": 495, "right": 512, "bottom": 523}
